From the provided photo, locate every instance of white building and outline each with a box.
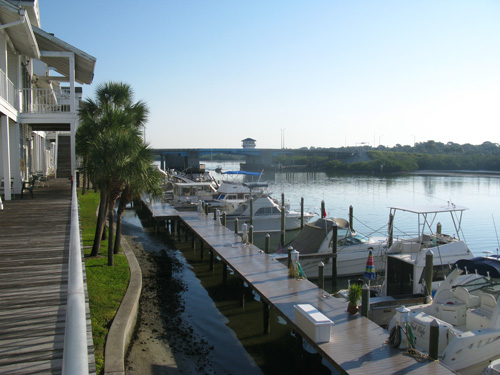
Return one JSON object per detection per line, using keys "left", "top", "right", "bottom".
{"left": 241, "top": 138, "right": 256, "bottom": 149}
{"left": 0, "top": 0, "right": 96, "bottom": 200}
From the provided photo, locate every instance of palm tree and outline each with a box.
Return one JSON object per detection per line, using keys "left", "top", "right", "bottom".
{"left": 113, "top": 146, "right": 163, "bottom": 254}
{"left": 77, "top": 81, "right": 150, "bottom": 264}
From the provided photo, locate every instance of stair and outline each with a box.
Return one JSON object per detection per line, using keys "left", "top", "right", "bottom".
{"left": 57, "top": 135, "right": 71, "bottom": 178}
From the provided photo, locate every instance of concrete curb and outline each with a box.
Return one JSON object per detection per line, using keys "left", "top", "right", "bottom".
{"left": 104, "top": 236, "right": 142, "bottom": 375}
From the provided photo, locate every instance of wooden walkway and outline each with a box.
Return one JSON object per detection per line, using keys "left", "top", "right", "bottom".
{"left": 149, "top": 202, "right": 456, "bottom": 375}
{"left": 0, "top": 179, "right": 95, "bottom": 374}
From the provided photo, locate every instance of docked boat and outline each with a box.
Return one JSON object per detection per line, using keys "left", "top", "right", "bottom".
{"left": 365, "top": 203, "right": 475, "bottom": 326}
{"left": 204, "top": 171, "right": 264, "bottom": 213}
{"left": 387, "top": 257, "right": 500, "bottom": 375}
{"left": 383, "top": 203, "right": 474, "bottom": 295}
{"left": 224, "top": 194, "right": 315, "bottom": 232}
{"left": 168, "top": 181, "right": 217, "bottom": 211}
{"left": 272, "top": 217, "right": 387, "bottom": 277}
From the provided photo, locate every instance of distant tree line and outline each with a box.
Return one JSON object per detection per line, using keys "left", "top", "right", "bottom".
{"left": 279, "top": 141, "right": 500, "bottom": 173}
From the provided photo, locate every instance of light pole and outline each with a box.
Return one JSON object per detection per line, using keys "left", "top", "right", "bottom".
{"left": 280, "top": 128, "right": 286, "bottom": 149}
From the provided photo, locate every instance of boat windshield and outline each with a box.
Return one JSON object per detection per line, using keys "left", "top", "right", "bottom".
{"left": 338, "top": 229, "right": 371, "bottom": 245}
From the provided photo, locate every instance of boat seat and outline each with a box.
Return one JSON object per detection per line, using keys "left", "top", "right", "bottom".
{"left": 466, "top": 294, "right": 497, "bottom": 330}
{"left": 453, "top": 286, "right": 480, "bottom": 308}
{"left": 480, "top": 294, "right": 497, "bottom": 312}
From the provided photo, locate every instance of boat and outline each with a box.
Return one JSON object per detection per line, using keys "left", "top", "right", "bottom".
{"left": 204, "top": 171, "right": 264, "bottom": 213}
{"left": 224, "top": 193, "right": 315, "bottom": 232}
{"left": 366, "top": 203, "right": 475, "bottom": 326}
{"left": 383, "top": 203, "right": 474, "bottom": 296}
{"left": 387, "top": 257, "right": 500, "bottom": 375}
{"left": 272, "top": 217, "right": 387, "bottom": 278}
{"left": 215, "top": 165, "right": 223, "bottom": 173}
{"left": 168, "top": 181, "right": 217, "bottom": 211}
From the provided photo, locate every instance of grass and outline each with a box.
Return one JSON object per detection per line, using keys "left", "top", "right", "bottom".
{"left": 78, "top": 190, "right": 130, "bottom": 375}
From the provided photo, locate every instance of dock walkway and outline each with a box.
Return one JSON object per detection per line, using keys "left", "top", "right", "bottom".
{"left": 0, "top": 179, "right": 95, "bottom": 374}
{"left": 150, "top": 202, "right": 455, "bottom": 375}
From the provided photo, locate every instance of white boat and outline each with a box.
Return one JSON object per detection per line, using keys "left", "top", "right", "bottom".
{"left": 224, "top": 194, "right": 315, "bottom": 232}
{"left": 204, "top": 171, "right": 264, "bottom": 213}
{"left": 168, "top": 181, "right": 217, "bottom": 211}
{"left": 384, "top": 203, "right": 474, "bottom": 296}
{"left": 387, "top": 257, "right": 500, "bottom": 375}
{"left": 272, "top": 217, "right": 387, "bottom": 277}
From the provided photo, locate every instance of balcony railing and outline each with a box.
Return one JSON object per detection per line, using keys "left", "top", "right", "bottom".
{"left": 0, "top": 68, "right": 17, "bottom": 107}
{"left": 20, "top": 87, "right": 72, "bottom": 114}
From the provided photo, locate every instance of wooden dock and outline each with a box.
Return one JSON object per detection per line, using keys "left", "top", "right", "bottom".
{"left": 149, "top": 202, "right": 456, "bottom": 375}
{"left": 0, "top": 179, "right": 95, "bottom": 374}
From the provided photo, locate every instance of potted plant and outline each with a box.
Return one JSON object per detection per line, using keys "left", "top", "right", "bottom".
{"left": 347, "top": 283, "right": 362, "bottom": 315}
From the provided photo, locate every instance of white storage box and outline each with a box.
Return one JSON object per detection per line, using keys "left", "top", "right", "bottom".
{"left": 294, "top": 304, "right": 333, "bottom": 343}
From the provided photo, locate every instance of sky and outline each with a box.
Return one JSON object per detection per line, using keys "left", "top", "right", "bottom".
{"left": 40, "top": 1, "right": 500, "bottom": 150}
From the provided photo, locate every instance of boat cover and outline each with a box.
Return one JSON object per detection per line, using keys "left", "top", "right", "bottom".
{"left": 288, "top": 218, "right": 348, "bottom": 254}
{"left": 453, "top": 257, "right": 500, "bottom": 279}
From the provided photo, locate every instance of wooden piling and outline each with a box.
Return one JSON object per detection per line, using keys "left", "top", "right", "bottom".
{"left": 349, "top": 205, "right": 354, "bottom": 231}
{"left": 429, "top": 319, "right": 439, "bottom": 360}
{"left": 300, "top": 197, "right": 304, "bottom": 230}
{"left": 223, "top": 262, "right": 228, "bottom": 284}
{"left": 264, "top": 234, "right": 270, "bottom": 254}
{"left": 318, "top": 262, "right": 324, "bottom": 290}
{"left": 249, "top": 225, "right": 254, "bottom": 244}
{"left": 280, "top": 206, "right": 286, "bottom": 247}
{"left": 263, "top": 302, "right": 270, "bottom": 334}
{"left": 209, "top": 250, "right": 214, "bottom": 271}
{"left": 331, "top": 223, "right": 338, "bottom": 290}
{"left": 361, "top": 284, "right": 370, "bottom": 317}
{"left": 425, "top": 250, "right": 434, "bottom": 297}
{"left": 250, "top": 197, "right": 254, "bottom": 227}
{"left": 239, "top": 278, "right": 245, "bottom": 307}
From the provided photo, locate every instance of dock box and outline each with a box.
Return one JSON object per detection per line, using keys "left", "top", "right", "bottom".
{"left": 294, "top": 304, "right": 333, "bottom": 343}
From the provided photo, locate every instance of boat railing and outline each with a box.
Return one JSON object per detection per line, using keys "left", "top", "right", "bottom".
{"left": 62, "top": 182, "right": 89, "bottom": 374}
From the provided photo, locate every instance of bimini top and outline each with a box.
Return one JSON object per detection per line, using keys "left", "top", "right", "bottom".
{"left": 389, "top": 203, "right": 468, "bottom": 214}
{"left": 454, "top": 257, "right": 500, "bottom": 279}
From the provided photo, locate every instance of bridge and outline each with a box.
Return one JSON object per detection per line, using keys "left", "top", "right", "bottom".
{"left": 152, "top": 148, "right": 365, "bottom": 171}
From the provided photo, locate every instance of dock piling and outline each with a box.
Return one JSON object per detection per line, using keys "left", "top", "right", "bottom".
{"left": 264, "top": 234, "right": 270, "bottom": 254}
{"left": 331, "top": 223, "right": 338, "bottom": 290}
{"left": 263, "top": 302, "right": 270, "bottom": 334}
{"left": 318, "top": 262, "right": 324, "bottom": 290}
{"left": 361, "top": 284, "right": 370, "bottom": 317}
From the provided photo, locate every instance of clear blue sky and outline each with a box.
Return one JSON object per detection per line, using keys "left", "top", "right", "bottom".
{"left": 41, "top": 1, "right": 500, "bottom": 149}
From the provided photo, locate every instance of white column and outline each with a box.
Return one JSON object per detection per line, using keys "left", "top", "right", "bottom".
{"left": 1, "top": 115, "right": 11, "bottom": 200}
{"left": 69, "top": 54, "right": 76, "bottom": 178}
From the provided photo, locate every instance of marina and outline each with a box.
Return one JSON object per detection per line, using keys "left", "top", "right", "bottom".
{"left": 145, "top": 198, "right": 456, "bottom": 374}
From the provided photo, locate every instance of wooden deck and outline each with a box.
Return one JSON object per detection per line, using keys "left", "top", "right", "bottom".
{"left": 0, "top": 179, "right": 95, "bottom": 374}
{"left": 149, "top": 202, "right": 456, "bottom": 375}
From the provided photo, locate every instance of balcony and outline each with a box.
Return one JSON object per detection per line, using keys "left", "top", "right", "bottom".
{"left": 20, "top": 87, "right": 72, "bottom": 114}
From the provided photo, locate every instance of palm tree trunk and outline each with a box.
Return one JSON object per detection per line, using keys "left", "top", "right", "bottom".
{"left": 91, "top": 190, "right": 107, "bottom": 257}
{"left": 108, "top": 197, "right": 116, "bottom": 266}
{"left": 114, "top": 204, "right": 124, "bottom": 254}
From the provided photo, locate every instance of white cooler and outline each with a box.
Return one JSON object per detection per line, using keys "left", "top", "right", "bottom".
{"left": 294, "top": 304, "right": 333, "bottom": 343}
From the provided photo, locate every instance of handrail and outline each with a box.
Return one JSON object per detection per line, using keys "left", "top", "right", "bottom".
{"left": 62, "top": 181, "right": 89, "bottom": 375}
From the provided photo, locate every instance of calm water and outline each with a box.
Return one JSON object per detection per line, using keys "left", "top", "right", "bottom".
{"left": 207, "top": 161, "right": 500, "bottom": 256}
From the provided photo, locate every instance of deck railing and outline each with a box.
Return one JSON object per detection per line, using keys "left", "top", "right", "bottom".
{"left": 62, "top": 181, "right": 89, "bottom": 375}
{"left": 20, "top": 87, "right": 72, "bottom": 114}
